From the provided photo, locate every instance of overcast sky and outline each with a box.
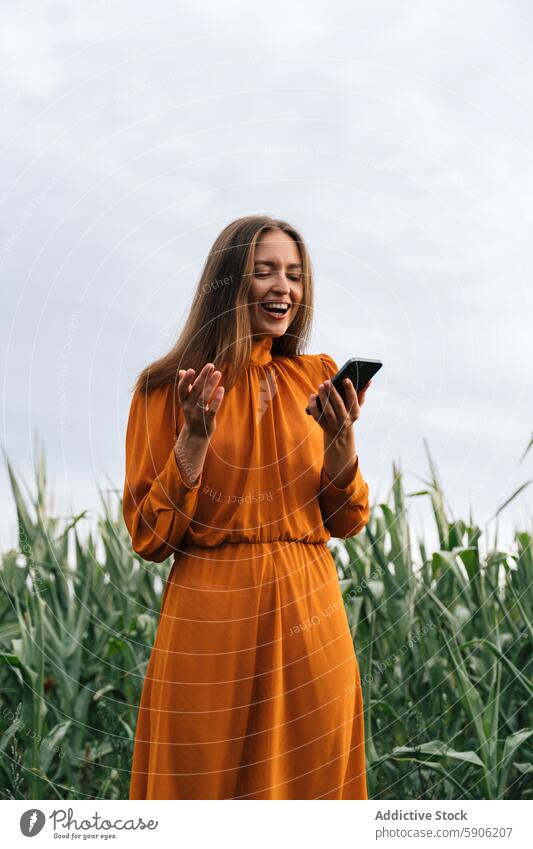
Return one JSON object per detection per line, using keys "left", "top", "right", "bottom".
{"left": 1, "top": 0, "right": 532, "bottom": 556}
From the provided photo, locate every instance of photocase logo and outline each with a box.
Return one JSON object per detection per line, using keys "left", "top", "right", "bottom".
{"left": 20, "top": 809, "right": 45, "bottom": 837}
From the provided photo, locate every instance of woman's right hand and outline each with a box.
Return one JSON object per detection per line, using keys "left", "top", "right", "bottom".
{"left": 177, "top": 363, "right": 225, "bottom": 441}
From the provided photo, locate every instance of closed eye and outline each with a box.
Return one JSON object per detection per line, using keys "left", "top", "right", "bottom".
{"left": 254, "top": 272, "right": 302, "bottom": 282}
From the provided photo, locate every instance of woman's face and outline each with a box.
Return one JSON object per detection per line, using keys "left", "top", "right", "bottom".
{"left": 248, "top": 229, "right": 304, "bottom": 339}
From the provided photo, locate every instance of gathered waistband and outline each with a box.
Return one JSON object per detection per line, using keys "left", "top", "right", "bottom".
{"left": 180, "top": 539, "right": 330, "bottom": 550}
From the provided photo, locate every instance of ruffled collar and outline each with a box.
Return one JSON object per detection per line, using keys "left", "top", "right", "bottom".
{"left": 250, "top": 335, "right": 273, "bottom": 366}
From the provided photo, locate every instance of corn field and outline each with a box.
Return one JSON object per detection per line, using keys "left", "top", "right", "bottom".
{"left": 0, "top": 438, "right": 532, "bottom": 800}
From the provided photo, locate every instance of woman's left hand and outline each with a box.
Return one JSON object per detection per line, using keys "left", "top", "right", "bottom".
{"left": 308, "top": 378, "right": 372, "bottom": 445}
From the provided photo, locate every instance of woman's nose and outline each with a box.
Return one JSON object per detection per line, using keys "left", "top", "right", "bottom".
{"left": 272, "top": 270, "right": 292, "bottom": 288}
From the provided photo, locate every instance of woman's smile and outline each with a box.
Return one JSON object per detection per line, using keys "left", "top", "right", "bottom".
{"left": 259, "top": 300, "right": 292, "bottom": 320}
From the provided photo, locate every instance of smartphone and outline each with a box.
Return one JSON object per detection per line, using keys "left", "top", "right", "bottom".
{"left": 305, "top": 357, "right": 383, "bottom": 415}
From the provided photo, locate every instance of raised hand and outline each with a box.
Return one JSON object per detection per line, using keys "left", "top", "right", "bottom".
{"left": 172, "top": 364, "right": 225, "bottom": 487}
{"left": 177, "top": 363, "right": 225, "bottom": 441}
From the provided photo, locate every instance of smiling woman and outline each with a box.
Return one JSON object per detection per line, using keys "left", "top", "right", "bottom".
{"left": 251, "top": 231, "right": 304, "bottom": 328}
{"left": 123, "top": 215, "right": 372, "bottom": 799}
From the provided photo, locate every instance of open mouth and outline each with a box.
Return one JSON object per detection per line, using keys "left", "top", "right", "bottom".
{"left": 259, "top": 301, "right": 291, "bottom": 319}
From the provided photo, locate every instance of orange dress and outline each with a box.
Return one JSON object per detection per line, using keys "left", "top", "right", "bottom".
{"left": 123, "top": 335, "right": 370, "bottom": 800}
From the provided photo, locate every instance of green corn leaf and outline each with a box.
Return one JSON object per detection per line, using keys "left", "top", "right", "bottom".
{"left": 497, "top": 729, "right": 533, "bottom": 799}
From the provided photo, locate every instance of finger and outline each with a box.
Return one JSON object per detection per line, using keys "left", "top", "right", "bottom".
{"left": 204, "top": 369, "right": 224, "bottom": 405}
{"left": 178, "top": 368, "right": 195, "bottom": 404}
{"left": 357, "top": 379, "right": 372, "bottom": 405}
{"left": 341, "top": 378, "right": 361, "bottom": 420}
{"left": 325, "top": 380, "right": 357, "bottom": 436}
{"left": 206, "top": 385, "right": 225, "bottom": 416}
{"left": 189, "top": 363, "right": 215, "bottom": 406}
{"left": 206, "top": 367, "right": 222, "bottom": 391}
{"left": 194, "top": 366, "right": 224, "bottom": 412}
{"left": 307, "top": 393, "right": 322, "bottom": 422}
{"left": 327, "top": 379, "right": 352, "bottom": 420}
{"left": 317, "top": 383, "right": 337, "bottom": 427}
{"left": 341, "top": 378, "right": 359, "bottom": 418}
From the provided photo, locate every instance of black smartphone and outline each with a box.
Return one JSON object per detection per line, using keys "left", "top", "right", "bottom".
{"left": 305, "top": 357, "right": 383, "bottom": 415}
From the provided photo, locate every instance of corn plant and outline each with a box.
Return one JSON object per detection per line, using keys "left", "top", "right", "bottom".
{"left": 338, "top": 438, "right": 533, "bottom": 799}
{"left": 0, "top": 441, "right": 167, "bottom": 799}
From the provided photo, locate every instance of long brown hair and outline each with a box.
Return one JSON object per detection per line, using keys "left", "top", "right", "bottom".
{"left": 132, "top": 215, "right": 314, "bottom": 397}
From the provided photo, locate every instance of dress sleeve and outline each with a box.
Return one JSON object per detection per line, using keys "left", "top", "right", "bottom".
{"left": 316, "top": 353, "right": 371, "bottom": 539}
{"left": 122, "top": 383, "right": 203, "bottom": 562}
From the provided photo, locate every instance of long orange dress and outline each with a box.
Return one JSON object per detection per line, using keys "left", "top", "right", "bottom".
{"left": 122, "top": 335, "right": 370, "bottom": 800}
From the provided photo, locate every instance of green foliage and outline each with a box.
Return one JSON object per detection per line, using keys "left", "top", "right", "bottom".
{"left": 0, "top": 444, "right": 166, "bottom": 800}
{"left": 0, "top": 438, "right": 531, "bottom": 799}
{"left": 338, "top": 440, "right": 533, "bottom": 799}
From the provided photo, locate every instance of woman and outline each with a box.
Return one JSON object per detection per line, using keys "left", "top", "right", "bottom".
{"left": 122, "top": 215, "right": 372, "bottom": 800}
